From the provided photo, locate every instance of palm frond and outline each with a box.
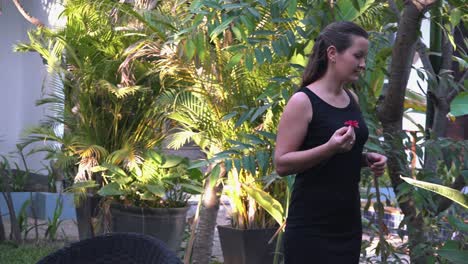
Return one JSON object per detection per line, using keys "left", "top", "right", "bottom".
{"left": 167, "top": 131, "right": 199, "bottom": 150}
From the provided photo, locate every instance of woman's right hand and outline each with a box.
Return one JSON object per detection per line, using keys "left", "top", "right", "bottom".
{"left": 327, "top": 126, "right": 356, "bottom": 153}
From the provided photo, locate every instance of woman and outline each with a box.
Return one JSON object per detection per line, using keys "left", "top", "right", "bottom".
{"left": 274, "top": 21, "right": 387, "bottom": 263}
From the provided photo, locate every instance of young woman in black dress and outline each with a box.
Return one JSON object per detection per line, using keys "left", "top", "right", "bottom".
{"left": 274, "top": 21, "right": 387, "bottom": 263}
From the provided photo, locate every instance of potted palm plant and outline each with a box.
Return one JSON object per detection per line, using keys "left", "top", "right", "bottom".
{"left": 212, "top": 110, "right": 291, "bottom": 264}
{"left": 94, "top": 149, "right": 203, "bottom": 251}
{"left": 15, "top": 0, "right": 185, "bottom": 241}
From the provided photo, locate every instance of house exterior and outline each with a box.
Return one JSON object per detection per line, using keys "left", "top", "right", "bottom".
{"left": 0, "top": 1, "right": 63, "bottom": 171}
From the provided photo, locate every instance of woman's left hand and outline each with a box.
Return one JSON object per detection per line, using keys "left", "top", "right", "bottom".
{"left": 365, "top": 152, "right": 387, "bottom": 177}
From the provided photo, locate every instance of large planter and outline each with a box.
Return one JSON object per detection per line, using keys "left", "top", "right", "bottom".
{"left": 110, "top": 203, "right": 189, "bottom": 252}
{"left": 217, "top": 225, "right": 279, "bottom": 264}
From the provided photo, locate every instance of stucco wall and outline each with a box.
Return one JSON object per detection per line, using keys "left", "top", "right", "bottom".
{"left": 0, "top": 1, "right": 63, "bottom": 172}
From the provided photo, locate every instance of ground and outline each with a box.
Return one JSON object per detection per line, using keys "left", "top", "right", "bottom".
{"left": 2, "top": 202, "right": 409, "bottom": 263}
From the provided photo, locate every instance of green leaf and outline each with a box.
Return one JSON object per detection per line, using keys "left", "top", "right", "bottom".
{"left": 286, "top": 30, "right": 295, "bottom": 46}
{"left": 257, "top": 0, "right": 267, "bottom": 6}
{"left": 450, "top": 8, "right": 462, "bottom": 27}
{"left": 227, "top": 139, "right": 254, "bottom": 150}
{"left": 146, "top": 184, "right": 165, "bottom": 197}
{"left": 231, "top": 26, "right": 243, "bottom": 41}
{"left": 336, "top": 0, "right": 374, "bottom": 21}
{"left": 91, "top": 165, "right": 109, "bottom": 173}
{"left": 203, "top": 0, "right": 222, "bottom": 9}
{"left": 210, "top": 17, "right": 235, "bottom": 41}
{"left": 257, "top": 131, "right": 276, "bottom": 140}
{"left": 351, "top": 0, "right": 360, "bottom": 11}
{"left": 245, "top": 53, "right": 254, "bottom": 71}
{"left": 234, "top": 158, "right": 242, "bottom": 174}
{"left": 222, "top": 3, "right": 249, "bottom": 10}
{"left": 180, "top": 183, "right": 204, "bottom": 194}
{"left": 188, "top": 168, "right": 204, "bottom": 181}
{"left": 242, "top": 155, "right": 256, "bottom": 176}
{"left": 188, "top": 160, "right": 208, "bottom": 169}
{"left": 437, "top": 247, "right": 468, "bottom": 264}
{"left": 235, "top": 108, "right": 254, "bottom": 128}
{"left": 272, "top": 40, "right": 283, "bottom": 56}
{"left": 209, "top": 163, "right": 221, "bottom": 188}
{"left": 400, "top": 176, "right": 468, "bottom": 208}
{"left": 222, "top": 112, "right": 238, "bottom": 121}
{"left": 160, "top": 155, "right": 184, "bottom": 168}
{"left": 447, "top": 215, "right": 468, "bottom": 232}
{"left": 242, "top": 133, "right": 264, "bottom": 145}
{"left": 450, "top": 92, "right": 468, "bottom": 117}
{"left": 263, "top": 46, "right": 272, "bottom": 63}
{"left": 227, "top": 53, "right": 243, "bottom": 70}
{"left": 247, "top": 7, "right": 261, "bottom": 19}
{"left": 256, "top": 150, "right": 270, "bottom": 174}
{"left": 287, "top": 0, "right": 297, "bottom": 17}
{"left": 98, "top": 183, "right": 123, "bottom": 196}
{"left": 250, "top": 104, "right": 270, "bottom": 122}
{"left": 254, "top": 47, "right": 264, "bottom": 64}
{"left": 67, "top": 180, "right": 99, "bottom": 192}
{"left": 461, "top": 170, "right": 468, "bottom": 182}
{"left": 185, "top": 38, "right": 196, "bottom": 60}
{"left": 242, "top": 184, "right": 284, "bottom": 226}
{"left": 240, "top": 15, "right": 254, "bottom": 32}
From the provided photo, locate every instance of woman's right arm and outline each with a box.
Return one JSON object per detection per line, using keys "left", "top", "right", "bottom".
{"left": 274, "top": 93, "right": 354, "bottom": 176}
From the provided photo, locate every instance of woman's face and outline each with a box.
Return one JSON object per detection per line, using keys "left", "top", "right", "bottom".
{"left": 334, "top": 35, "right": 369, "bottom": 82}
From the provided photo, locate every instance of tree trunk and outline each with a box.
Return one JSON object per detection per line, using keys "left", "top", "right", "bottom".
{"left": 376, "top": 2, "right": 434, "bottom": 263}
{"left": 190, "top": 179, "right": 223, "bottom": 264}
{"left": 0, "top": 206, "right": 6, "bottom": 241}
{"left": 2, "top": 192, "right": 21, "bottom": 243}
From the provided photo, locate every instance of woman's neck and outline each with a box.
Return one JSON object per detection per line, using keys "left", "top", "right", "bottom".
{"left": 312, "top": 72, "right": 346, "bottom": 95}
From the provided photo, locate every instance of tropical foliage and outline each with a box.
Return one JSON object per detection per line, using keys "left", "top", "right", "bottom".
{"left": 9, "top": 0, "right": 468, "bottom": 263}
{"left": 95, "top": 150, "right": 203, "bottom": 208}
{"left": 15, "top": 0, "right": 177, "bottom": 188}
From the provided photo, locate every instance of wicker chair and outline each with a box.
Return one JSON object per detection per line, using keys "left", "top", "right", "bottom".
{"left": 37, "top": 233, "right": 183, "bottom": 264}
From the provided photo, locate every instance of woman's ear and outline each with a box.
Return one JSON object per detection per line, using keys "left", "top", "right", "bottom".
{"left": 327, "top": 45, "right": 337, "bottom": 64}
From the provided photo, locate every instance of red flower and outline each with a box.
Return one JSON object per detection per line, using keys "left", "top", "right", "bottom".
{"left": 344, "top": 120, "right": 359, "bottom": 128}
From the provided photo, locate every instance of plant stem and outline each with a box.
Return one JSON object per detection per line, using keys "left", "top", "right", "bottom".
{"left": 373, "top": 174, "right": 388, "bottom": 262}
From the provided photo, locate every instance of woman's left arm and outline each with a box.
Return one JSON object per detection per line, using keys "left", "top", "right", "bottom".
{"left": 348, "top": 89, "right": 387, "bottom": 176}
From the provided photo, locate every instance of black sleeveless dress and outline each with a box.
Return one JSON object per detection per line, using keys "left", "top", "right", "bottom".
{"left": 283, "top": 87, "right": 369, "bottom": 264}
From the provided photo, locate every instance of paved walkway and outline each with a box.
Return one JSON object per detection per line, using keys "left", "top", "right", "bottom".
{"left": 2, "top": 203, "right": 409, "bottom": 263}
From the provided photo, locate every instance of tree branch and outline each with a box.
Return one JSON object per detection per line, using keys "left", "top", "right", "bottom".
{"left": 388, "top": 0, "right": 401, "bottom": 20}
{"left": 447, "top": 87, "right": 460, "bottom": 103}
{"left": 457, "top": 70, "right": 468, "bottom": 86}
{"left": 12, "top": 0, "right": 45, "bottom": 27}
{"left": 447, "top": 70, "right": 467, "bottom": 102}
{"left": 377, "top": 3, "right": 422, "bottom": 123}
{"left": 415, "top": 39, "right": 436, "bottom": 77}
{"left": 440, "top": 29, "right": 455, "bottom": 73}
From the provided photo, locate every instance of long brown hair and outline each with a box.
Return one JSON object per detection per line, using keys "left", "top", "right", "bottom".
{"left": 301, "top": 21, "right": 368, "bottom": 87}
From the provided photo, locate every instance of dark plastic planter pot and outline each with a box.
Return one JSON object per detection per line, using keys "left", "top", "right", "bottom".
{"left": 110, "top": 203, "right": 189, "bottom": 252}
{"left": 217, "top": 225, "right": 279, "bottom": 264}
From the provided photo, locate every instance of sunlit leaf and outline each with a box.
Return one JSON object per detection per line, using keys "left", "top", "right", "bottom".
{"left": 450, "top": 92, "right": 468, "bottom": 117}
{"left": 98, "top": 182, "right": 123, "bottom": 196}
{"left": 243, "top": 183, "right": 284, "bottom": 226}
{"left": 400, "top": 176, "right": 468, "bottom": 208}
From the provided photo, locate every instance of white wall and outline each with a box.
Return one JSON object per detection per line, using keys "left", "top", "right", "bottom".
{"left": 0, "top": 0, "right": 63, "bottom": 172}
{"left": 403, "top": 17, "right": 431, "bottom": 132}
